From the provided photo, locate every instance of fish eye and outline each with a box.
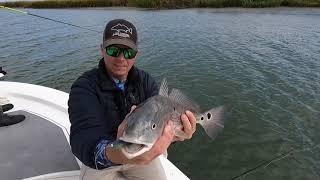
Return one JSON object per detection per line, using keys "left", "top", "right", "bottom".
{"left": 200, "top": 117, "right": 204, "bottom": 121}
{"left": 152, "top": 123, "right": 156, "bottom": 129}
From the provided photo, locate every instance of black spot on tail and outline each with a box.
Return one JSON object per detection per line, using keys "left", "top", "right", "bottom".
{"left": 207, "top": 113, "right": 211, "bottom": 119}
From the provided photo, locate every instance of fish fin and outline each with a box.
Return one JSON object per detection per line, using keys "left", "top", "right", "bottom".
{"left": 169, "top": 88, "right": 200, "bottom": 112}
{"left": 159, "top": 78, "right": 169, "bottom": 97}
{"left": 197, "top": 106, "right": 225, "bottom": 139}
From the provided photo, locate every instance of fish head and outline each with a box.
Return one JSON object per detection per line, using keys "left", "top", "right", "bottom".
{"left": 119, "top": 96, "right": 171, "bottom": 159}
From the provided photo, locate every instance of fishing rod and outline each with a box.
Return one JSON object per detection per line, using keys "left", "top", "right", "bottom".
{"left": 0, "top": 6, "right": 100, "bottom": 33}
{"left": 231, "top": 142, "right": 320, "bottom": 180}
{"left": 230, "top": 148, "right": 295, "bottom": 180}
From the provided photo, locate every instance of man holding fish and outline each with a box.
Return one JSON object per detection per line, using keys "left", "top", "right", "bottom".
{"left": 68, "top": 19, "right": 224, "bottom": 180}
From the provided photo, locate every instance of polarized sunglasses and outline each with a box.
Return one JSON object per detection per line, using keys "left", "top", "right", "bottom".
{"left": 106, "top": 45, "right": 137, "bottom": 59}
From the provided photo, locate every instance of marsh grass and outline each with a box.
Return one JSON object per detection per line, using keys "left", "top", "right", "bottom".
{"left": 1, "top": 0, "right": 319, "bottom": 8}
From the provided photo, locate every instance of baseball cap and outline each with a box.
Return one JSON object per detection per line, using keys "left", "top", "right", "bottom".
{"left": 102, "top": 19, "right": 138, "bottom": 51}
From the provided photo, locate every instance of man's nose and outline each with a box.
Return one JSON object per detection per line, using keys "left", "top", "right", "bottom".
{"left": 116, "top": 52, "right": 126, "bottom": 61}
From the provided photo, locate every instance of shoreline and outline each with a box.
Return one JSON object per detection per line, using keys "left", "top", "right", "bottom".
{"left": 1, "top": 0, "right": 320, "bottom": 9}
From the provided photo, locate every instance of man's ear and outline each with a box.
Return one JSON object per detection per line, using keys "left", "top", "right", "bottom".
{"left": 100, "top": 44, "right": 104, "bottom": 56}
{"left": 135, "top": 50, "right": 140, "bottom": 58}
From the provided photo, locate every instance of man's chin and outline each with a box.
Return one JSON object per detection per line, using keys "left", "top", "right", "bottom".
{"left": 112, "top": 72, "right": 127, "bottom": 79}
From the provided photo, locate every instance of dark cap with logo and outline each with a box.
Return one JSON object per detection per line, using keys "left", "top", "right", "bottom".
{"left": 102, "top": 19, "right": 138, "bottom": 51}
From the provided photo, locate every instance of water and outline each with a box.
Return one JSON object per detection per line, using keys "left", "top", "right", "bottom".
{"left": 1, "top": 7, "right": 320, "bottom": 180}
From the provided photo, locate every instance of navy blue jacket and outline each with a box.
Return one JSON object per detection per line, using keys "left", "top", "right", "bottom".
{"left": 68, "top": 59, "right": 158, "bottom": 169}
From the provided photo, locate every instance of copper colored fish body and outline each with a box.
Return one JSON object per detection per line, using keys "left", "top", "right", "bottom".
{"left": 119, "top": 79, "right": 225, "bottom": 159}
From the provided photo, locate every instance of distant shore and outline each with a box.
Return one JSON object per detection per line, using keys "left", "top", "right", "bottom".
{"left": 1, "top": 0, "right": 320, "bottom": 9}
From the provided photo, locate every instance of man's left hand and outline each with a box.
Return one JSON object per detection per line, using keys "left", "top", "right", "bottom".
{"left": 173, "top": 110, "right": 196, "bottom": 141}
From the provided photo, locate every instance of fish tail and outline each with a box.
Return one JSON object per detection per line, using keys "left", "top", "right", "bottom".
{"left": 196, "top": 106, "right": 225, "bottom": 139}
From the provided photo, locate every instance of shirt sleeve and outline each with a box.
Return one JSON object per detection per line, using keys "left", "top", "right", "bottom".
{"left": 94, "top": 139, "right": 120, "bottom": 169}
{"left": 68, "top": 76, "right": 114, "bottom": 169}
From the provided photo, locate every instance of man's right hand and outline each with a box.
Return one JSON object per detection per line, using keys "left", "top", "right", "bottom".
{"left": 106, "top": 120, "right": 175, "bottom": 165}
{"left": 130, "top": 121, "right": 174, "bottom": 165}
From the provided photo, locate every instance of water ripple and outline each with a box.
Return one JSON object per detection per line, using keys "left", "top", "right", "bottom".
{"left": 0, "top": 8, "right": 320, "bottom": 180}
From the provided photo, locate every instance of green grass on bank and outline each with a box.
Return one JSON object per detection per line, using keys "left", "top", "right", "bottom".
{"left": 1, "top": 0, "right": 320, "bottom": 8}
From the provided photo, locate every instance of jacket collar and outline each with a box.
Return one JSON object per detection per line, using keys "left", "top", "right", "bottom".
{"left": 97, "top": 58, "right": 138, "bottom": 91}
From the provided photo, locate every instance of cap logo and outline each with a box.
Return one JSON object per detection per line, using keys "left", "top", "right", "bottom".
{"left": 111, "top": 23, "right": 132, "bottom": 38}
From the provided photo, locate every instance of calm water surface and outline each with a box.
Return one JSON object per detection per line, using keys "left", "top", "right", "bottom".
{"left": 1, "top": 7, "right": 320, "bottom": 180}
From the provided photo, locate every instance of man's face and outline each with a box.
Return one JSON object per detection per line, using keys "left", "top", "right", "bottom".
{"left": 101, "top": 44, "right": 137, "bottom": 80}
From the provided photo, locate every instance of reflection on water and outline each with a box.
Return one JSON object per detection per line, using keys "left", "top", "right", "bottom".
{"left": 0, "top": 8, "right": 319, "bottom": 180}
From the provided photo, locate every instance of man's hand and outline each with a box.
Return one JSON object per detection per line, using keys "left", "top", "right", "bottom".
{"left": 130, "top": 120, "right": 174, "bottom": 165}
{"left": 173, "top": 110, "right": 196, "bottom": 142}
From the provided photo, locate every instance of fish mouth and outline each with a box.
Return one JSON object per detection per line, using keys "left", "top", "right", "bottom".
{"left": 124, "top": 143, "right": 148, "bottom": 153}
{"left": 119, "top": 137, "right": 153, "bottom": 159}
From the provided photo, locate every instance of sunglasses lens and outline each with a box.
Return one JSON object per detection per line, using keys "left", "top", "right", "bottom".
{"left": 124, "top": 49, "right": 137, "bottom": 59}
{"left": 106, "top": 46, "right": 137, "bottom": 59}
{"left": 106, "top": 46, "right": 120, "bottom": 57}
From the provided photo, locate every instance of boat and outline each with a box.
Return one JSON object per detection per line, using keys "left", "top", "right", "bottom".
{"left": 0, "top": 80, "right": 190, "bottom": 180}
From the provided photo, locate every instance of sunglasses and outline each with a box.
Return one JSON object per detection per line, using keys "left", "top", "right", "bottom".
{"left": 106, "top": 46, "right": 137, "bottom": 59}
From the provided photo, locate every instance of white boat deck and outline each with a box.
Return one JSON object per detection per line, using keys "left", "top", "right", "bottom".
{"left": 0, "top": 81, "right": 189, "bottom": 180}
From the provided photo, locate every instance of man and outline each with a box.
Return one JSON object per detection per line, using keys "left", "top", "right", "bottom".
{"left": 68, "top": 19, "right": 196, "bottom": 180}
